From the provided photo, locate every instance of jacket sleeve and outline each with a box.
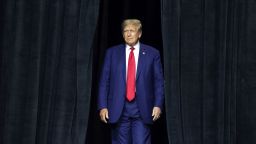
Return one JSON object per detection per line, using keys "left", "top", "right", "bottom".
{"left": 98, "top": 49, "right": 111, "bottom": 110}
{"left": 153, "top": 51, "right": 165, "bottom": 110}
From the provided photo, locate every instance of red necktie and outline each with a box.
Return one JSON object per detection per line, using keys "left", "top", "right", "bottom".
{"left": 126, "top": 47, "right": 136, "bottom": 101}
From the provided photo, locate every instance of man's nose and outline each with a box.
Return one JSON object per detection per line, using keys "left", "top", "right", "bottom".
{"left": 128, "top": 31, "right": 133, "bottom": 36}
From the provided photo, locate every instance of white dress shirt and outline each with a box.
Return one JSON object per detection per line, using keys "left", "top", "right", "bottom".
{"left": 126, "top": 42, "right": 140, "bottom": 79}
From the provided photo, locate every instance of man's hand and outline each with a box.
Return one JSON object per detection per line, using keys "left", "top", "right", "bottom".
{"left": 152, "top": 107, "right": 161, "bottom": 121}
{"left": 99, "top": 108, "right": 109, "bottom": 123}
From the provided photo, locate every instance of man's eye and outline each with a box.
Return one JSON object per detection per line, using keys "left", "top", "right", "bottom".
{"left": 124, "top": 30, "right": 135, "bottom": 33}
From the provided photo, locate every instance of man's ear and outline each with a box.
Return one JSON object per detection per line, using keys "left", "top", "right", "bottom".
{"left": 139, "top": 32, "right": 142, "bottom": 38}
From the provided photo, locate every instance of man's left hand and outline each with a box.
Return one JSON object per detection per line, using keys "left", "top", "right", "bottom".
{"left": 152, "top": 107, "right": 161, "bottom": 121}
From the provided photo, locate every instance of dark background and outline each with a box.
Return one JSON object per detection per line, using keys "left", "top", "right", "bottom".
{"left": 1, "top": 0, "right": 256, "bottom": 144}
{"left": 86, "top": 0, "right": 167, "bottom": 143}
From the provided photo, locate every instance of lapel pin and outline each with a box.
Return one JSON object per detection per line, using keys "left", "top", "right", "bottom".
{"left": 142, "top": 52, "right": 146, "bottom": 55}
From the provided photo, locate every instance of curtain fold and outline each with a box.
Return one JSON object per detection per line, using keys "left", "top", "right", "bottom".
{"left": 162, "top": 0, "right": 256, "bottom": 143}
{"left": 0, "top": 0, "right": 100, "bottom": 144}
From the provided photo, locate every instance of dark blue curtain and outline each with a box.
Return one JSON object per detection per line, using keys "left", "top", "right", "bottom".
{"left": 162, "top": 0, "right": 256, "bottom": 143}
{"left": 0, "top": 0, "right": 100, "bottom": 144}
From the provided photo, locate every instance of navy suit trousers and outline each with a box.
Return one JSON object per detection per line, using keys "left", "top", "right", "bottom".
{"left": 111, "top": 99, "right": 151, "bottom": 144}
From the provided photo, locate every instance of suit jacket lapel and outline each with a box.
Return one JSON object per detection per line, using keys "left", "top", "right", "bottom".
{"left": 136, "top": 45, "right": 146, "bottom": 80}
{"left": 120, "top": 45, "right": 126, "bottom": 82}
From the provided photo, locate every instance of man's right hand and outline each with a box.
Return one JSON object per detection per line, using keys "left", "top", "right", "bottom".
{"left": 99, "top": 108, "right": 109, "bottom": 123}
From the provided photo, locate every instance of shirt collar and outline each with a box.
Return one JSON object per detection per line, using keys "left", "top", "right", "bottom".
{"left": 126, "top": 42, "right": 140, "bottom": 50}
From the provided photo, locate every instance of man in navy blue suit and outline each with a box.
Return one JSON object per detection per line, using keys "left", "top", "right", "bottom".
{"left": 98, "top": 19, "right": 164, "bottom": 144}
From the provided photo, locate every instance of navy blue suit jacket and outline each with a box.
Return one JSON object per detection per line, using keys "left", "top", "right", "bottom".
{"left": 98, "top": 43, "right": 164, "bottom": 124}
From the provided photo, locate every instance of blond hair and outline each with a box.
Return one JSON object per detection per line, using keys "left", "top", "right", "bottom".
{"left": 121, "top": 19, "right": 142, "bottom": 32}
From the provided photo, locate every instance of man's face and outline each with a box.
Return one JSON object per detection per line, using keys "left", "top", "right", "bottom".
{"left": 122, "top": 24, "right": 142, "bottom": 46}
